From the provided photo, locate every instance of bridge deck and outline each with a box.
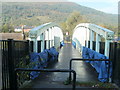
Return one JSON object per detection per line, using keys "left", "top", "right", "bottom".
{"left": 24, "top": 43, "right": 98, "bottom": 88}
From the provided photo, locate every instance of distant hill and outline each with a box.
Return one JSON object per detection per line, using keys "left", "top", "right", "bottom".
{"left": 2, "top": 2, "right": 118, "bottom": 32}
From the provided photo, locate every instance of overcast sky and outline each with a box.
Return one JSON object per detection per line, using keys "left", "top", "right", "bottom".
{"left": 1, "top": 0, "right": 119, "bottom": 14}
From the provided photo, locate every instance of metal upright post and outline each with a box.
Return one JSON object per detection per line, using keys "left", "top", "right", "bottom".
{"left": 96, "top": 33, "right": 100, "bottom": 52}
{"left": 105, "top": 40, "right": 111, "bottom": 57}
{"left": 8, "top": 39, "right": 17, "bottom": 89}
{"left": 111, "top": 42, "right": 117, "bottom": 82}
{"left": 90, "top": 30, "right": 94, "bottom": 49}
{"left": 27, "top": 40, "right": 30, "bottom": 54}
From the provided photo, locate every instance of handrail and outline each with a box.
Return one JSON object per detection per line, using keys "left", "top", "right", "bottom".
{"left": 15, "top": 68, "right": 76, "bottom": 90}
{"left": 69, "top": 58, "right": 111, "bottom": 83}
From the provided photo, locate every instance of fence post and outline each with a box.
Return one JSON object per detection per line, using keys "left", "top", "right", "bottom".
{"left": 0, "top": 41, "right": 2, "bottom": 89}
{"left": 110, "top": 42, "right": 117, "bottom": 82}
{"left": 30, "top": 41, "right": 33, "bottom": 52}
{"left": 27, "top": 40, "right": 30, "bottom": 54}
{"left": 8, "top": 39, "right": 17, "bottom": 89}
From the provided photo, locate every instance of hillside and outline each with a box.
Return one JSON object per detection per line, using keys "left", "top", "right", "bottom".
{"left": 2, "top": 2, "right": 118, "bottom": 32}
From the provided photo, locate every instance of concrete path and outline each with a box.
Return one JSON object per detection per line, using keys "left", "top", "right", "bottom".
{"left": 24, "top": 43, "right": 98, "bottom": 89}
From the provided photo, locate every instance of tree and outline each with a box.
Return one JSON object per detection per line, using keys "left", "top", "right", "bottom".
{"left": 60, "top": 11, "right": 87, "bottom": 36}
{"left": 59, "top": 22, "right": 67, "bottom": 34}
{"left": 2, "top": 24, "right": 14, "bottom": 33}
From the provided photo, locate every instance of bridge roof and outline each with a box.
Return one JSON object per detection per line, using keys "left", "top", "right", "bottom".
{"left": 75, "top": 23, "right": 113, "bottom": 33}
{"left": 92, "top": 24, "right": 113, "bottom": 33}
{"left": 74, "top": 23, "right": 114, "bottom": 40}
{"left": 29, "top": 22, "right": 58, "bottom": 38}
{"left": 30, "top": 23, "right": 51, "bottom": 32}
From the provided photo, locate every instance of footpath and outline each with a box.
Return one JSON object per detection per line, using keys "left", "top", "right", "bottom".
{"left": 24, "top": 43, "right": 98, "bottom": 89}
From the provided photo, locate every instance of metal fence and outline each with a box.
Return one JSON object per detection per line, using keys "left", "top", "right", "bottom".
{"left": 1, "top": 39, "right": 33, "bottom": 89}
{"left": 109, "top": 42, "right": 120, "bottom": 87}
{"left": 0, "top": 40, "right": 9, "bottom": 89}
{"left": 1, "top": 39, "right": 60, "bottom": 89}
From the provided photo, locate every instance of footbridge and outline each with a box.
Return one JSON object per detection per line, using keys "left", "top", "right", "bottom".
{"left": 1, "top": 22, "right": 120, "bottom": 90}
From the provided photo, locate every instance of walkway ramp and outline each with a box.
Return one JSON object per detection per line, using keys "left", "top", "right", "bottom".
{"left": 24, "top": 43, "right": 98, "bottom": 88}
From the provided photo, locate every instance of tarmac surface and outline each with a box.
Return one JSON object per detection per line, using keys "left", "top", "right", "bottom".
{"left": 24, "top": 43, "right": 99, "bottom": 89}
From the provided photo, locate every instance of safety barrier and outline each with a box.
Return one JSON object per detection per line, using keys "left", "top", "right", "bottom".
{"left": 69, "top": 58, "right": 111, "bottom": 83}
{"left": 15, "top": 68, "right": 76, "bottom": 90}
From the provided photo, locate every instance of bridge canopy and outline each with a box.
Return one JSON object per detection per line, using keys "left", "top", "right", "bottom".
{"left": 29, "top": 22, "right": 63, "bottom": 52}
{"left": 73, "top": 23, "right": 114, "bottom": 40}
{"left": 29, "top": 22, "right": 61, "bottom": 38}
{"left": 72, "top": 23, "right": 114, "bottom": 57}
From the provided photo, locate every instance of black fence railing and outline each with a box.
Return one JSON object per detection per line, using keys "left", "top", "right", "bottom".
{"left": 0, "top": 40, "right": 9, "bottom": 89}
{"left": 14, "top": 40, "right": 30, "bottom": 65}
{"left": 15, "top": 68, "right": 76, "bottom": 90}
{"left": 1, "top": 39, "right": 32, "bottom": 89}
{"left": 109, "top": 42, "right": 120, "bottom": 86}
{"left": 30, "top": 41, "right": 33, "bottom": 52}
{"left": 1, "top": 39, "right": 63, "bottom": 89}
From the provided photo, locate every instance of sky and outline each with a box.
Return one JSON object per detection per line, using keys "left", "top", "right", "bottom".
{"left": 68, "top": 0, "right": 119, "bottom": 14}
{"left": 1, "top": 0, "right": 119, "bottom": 14}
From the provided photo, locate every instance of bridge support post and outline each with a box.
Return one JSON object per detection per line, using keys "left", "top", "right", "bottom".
{"left": 86, "top": 40, "right": 88, "bottom": 48}
{"left": 96, "top": 33, "right": 101, "bottom": 52}
{"left": 85, "top": 28, "right": 88, "bottom": 48}
{"left": 105, "top": 40, "right": 111, "bottom": 57}
{"left": 52, "top": 27, "right": 55, "bottom": 46}
{"left": 86, "top": 28, "right": 90, "bottom": 48}
{"left": 47, "top": 29, "right": 49, "bottom": 49}
{"left": 90, "top": 30, "right": 94, "bottom": 49}
{"left": 45, "top": 30, "right": 48, "bottom": 49}
{"left": 49, "top": 27, "right": 52, "bottom": 48}
{"left": 31, "top": 38, "right": 38, "bottom": 52}
{"left": 41, "top": 33, "right": 45, "bottom": 52}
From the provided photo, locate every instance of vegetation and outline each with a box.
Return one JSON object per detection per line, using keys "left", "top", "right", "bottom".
{"left": 60, "top": 11, "right": 87, "bottom": 36}
{"left": 1, "top": 24, "right": 14, "bottom": 33}
{"left": 2, "top": 2, "right": 118, "bottom": 35}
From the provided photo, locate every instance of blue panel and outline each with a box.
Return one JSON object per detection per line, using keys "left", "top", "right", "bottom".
{"left": 72, "top": 41, "right": 76, "bottom": 48}
{"left": 60, "top": 41, "right": 65, "bottom": 48}
{"left": 29, "top": 47, "right": 59, "bottom": 79}
{"left": 82, "top": 47, "right": 112, "bottom": 82}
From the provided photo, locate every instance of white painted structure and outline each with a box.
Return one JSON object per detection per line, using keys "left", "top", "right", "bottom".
{"left": 29, "top": 22, "right": 63, "bottom": 52}
{"left": 72, "top": 23, "right": 114, "bottom": 57}
{"left": 14, "top": 28, "right": 22, "bottom": 32}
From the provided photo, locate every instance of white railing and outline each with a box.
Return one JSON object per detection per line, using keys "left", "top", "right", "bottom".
{"left": 29, "top": 22, "right": 63, "bottom": 52}
{"left": 72, "top": 23, "right": 114, "bottom": 57}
